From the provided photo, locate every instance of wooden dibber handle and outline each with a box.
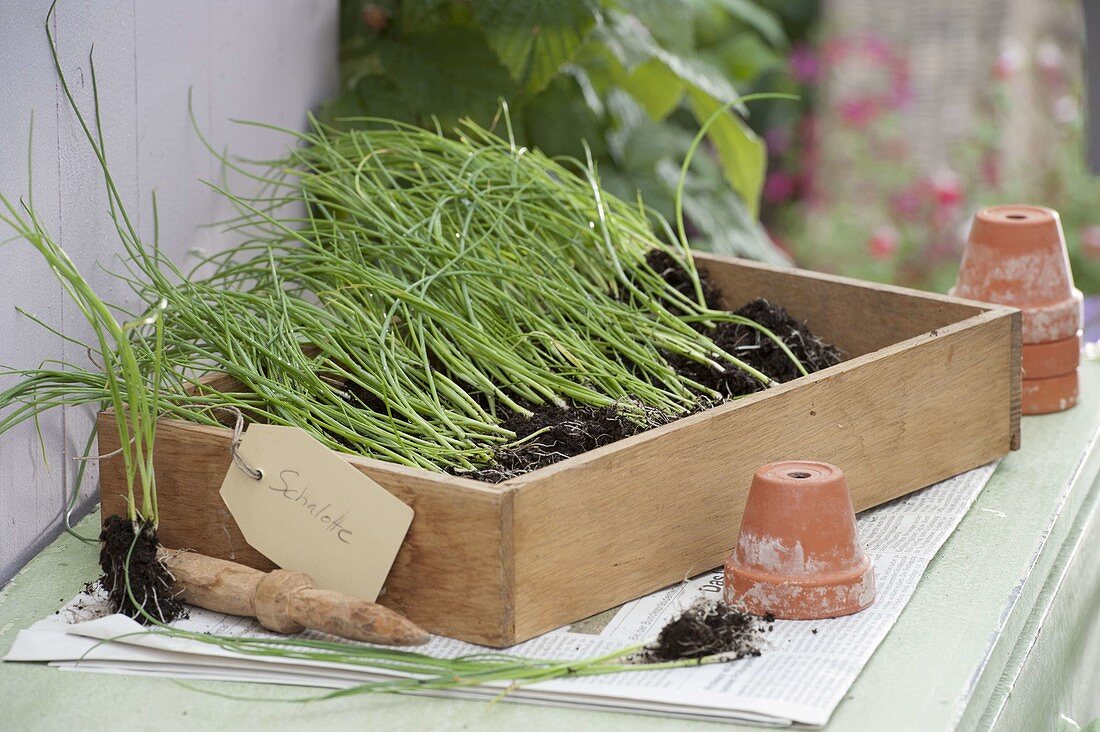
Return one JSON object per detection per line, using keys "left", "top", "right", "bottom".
{"left": 157, "top": 548, "right": 429, "bottom": 646}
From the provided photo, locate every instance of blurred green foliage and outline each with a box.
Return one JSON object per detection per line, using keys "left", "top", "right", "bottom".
{"left": 327, "top": 0, "right": 803, "bottom": 263}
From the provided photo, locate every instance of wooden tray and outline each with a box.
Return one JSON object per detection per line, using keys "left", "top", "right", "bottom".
{"left": 98, "top": 253, "right": 1022, "bottom": 647}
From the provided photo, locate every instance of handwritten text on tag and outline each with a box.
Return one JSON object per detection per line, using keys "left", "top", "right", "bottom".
{"left": 219, "top": 424, "right": 413, "bottom": 601}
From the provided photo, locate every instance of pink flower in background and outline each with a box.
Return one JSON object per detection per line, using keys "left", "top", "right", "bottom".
{"left": 993, "top": 43, "right": 1024, "bottom": 81}
{"left": 868, "top": 226, "right": 900, "bottom": 260}
{"left": 838, "top": 98, "right": 878, "bottom": 128}
{"left": 789, "top": 45, "right": 821, "bottom": 83}
{"left": 862, "top": 35, "right": 893, "bottom": 64}
{"left": 825, "top": 35, "right": 911, "bottom": 127}
{"left": 1038, "top": 41, "right": 1064, "bottom": 74}
{"left": 764, "top": 171, "right": 798, "bottom": 203}
{"left": 890, "top": 187, "right": 924, "bottom": 221}
{"left": 1080, "top": 226, "right": 1100, "bottom": 259}
{"left": 929, "top": 169, "right": 963, "bottom": 208}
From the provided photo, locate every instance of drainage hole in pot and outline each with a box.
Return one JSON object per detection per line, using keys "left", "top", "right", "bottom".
{"left": 787, "top": 471, "right": 812, "bottom": 479}
{"left": 1006, "top": 214, "right": 1027, "bottom": 220}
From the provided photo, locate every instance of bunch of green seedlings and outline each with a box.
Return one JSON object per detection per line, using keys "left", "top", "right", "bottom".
{"left": 3, "top": 107, "right": 806, "bottom": 477}
{"left": 137, "top": 108, "right": 805, "bottom": 473}
{"left": 0, "top": 3, "right": 787, "bottom": 690}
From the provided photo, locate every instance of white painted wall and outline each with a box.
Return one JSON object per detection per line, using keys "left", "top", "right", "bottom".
{"left": 0, "top": 0, "right": 338, "bottom": 584}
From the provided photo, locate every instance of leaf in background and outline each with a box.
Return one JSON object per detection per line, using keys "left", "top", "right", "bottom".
{"left": 615, "top": 0, "right": 696, "bottom": 56}
{"left": 343, "top": 27, "right": 516, "bottom": 131}
{"left": 523, "top": 76, "right": 609, "bottom": 160}
{"left": 598, "top": 90, "right": 783, "bottom": 263}
{"left": 702, "top": 33, "right": 781, "bottom": 86}
{"left": 597, "top": 11, "right": 745, "bottom": 112}
{"left": 713, "top": 0, "right": 787, "bottom": 49}
{"left": 473, "top": 0, "right": 598, "bottom": 95}
{"left": 591, "top": 10, "right": 662, "bottom": 71}
{"left": 654, "top": 48, "right": 741, "bottom": 111}
{"left": 400, "top": 0, "right": 453, "bottom": 32}
{"left": 592, "top": 10, "right": 767, "bottom": 216}
{"left": 621, "top": 58, "right": 683, "bottom": 121}
{"left": 687, "top": 86, "right": 766, "bottom": 217}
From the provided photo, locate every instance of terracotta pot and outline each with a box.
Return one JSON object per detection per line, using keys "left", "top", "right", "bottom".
{"left": 724, "top": 461, "right": 875, "bottom": 620}
{"left": 1021, "top": 332, "right": 1081, "bottom": 380}
{"left": 1019, "top": 290, "right": 1084, "bottom": 344}
{"left": 952, "top": 205, "right": 1082, "bottom": 343}
{"left": 1022, "top": 370, "right": 1080, "bottom": 415}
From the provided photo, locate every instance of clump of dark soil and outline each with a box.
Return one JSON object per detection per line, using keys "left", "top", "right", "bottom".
{"left": 642, "top": 599, "right": 772, "bottom": 663}
{"left": 461, "top": 401, "right": 670, "bottom": 483}
{"left": 728, "top": 298, "right": 844, "bottom": 379}
{"left": 99, "top": 514, "right": 185, "bottom": 624}
{"left": 644, "top": 250, "right": 724, "bottom": 310}
{"left": 663, "top": 343, "right": 764, "bottom": 401}
{"left": 682, "top": 297, "right": 844, "bottom": 393}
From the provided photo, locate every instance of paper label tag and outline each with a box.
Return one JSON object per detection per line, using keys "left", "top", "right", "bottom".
{"left": 219, "top": 424, "right": 413, "bottom": 601}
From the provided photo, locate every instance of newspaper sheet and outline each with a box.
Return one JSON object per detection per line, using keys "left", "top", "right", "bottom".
{"left": 6, "top": 462, "right": 996, "bottom": 727}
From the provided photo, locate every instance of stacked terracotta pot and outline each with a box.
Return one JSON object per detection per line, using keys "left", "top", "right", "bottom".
{"left": 952, "top": 205, "right": 1082, "bottom": 414}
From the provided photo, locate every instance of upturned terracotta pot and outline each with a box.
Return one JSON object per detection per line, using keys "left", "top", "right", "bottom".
{"left": 952, "top": 205, "right": 1083, "bottom": 344}
{"left": 1021, "top": 332, "right": 1081, "bottom": 380}
{"left": 1022, "top": 370, "right": 1080, "bottom": 415}
{"left": 724, "top": 461, "right": 875, "bottom": 620}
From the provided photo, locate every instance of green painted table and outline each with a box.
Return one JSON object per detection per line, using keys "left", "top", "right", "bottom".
{"left": 2, "top": 362, "right": 1098, "bottom": 731}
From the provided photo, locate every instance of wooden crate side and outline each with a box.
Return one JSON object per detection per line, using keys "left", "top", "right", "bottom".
{"left": 1009, "top": 309, "right": 1023, "bottom": 449}
{"left": 98, "top": 416, "right": 270, "bottom": 568}
{"left": 695, "top": 253, "right": 989, "bottom": 357}
{"left": 97, "top": 415, "right": 514, "bottom": 646}
{"left": 509, "top": 311, "right": 1016, "bottom": 641}
{"left": 341, "top": 452, "right": 515, "bottom": 646}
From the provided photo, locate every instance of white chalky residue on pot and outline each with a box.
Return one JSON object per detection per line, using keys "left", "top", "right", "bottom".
{"left": 738, "top": 580, "right": 784, "bottom": 609}
{"left": 735, "top": 566, "right": 874, "bottom": 620}
{"left": 1020, "top": 294, "right": 1083, "bottom": 343}
{"left": 968, "top": 248, "right": 1069, "bottom": 303}
{"left": 855, "top": 565, "right": 876, "bottom": 607}
{"left": 737, "top": 533, "right": 826, "bottom": 575}
{"left": 954, "top": 263, "right": 1081, "bottom": 342}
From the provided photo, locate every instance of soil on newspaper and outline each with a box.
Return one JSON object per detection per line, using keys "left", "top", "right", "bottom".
{"left": 455, "top": 252, "right": 843, "bottom": 482}
{"left": 99, "top": 514, "right": 185, "bottom": 624}
{"left": 643, "top": 599, "right": 773, "bottom": 663}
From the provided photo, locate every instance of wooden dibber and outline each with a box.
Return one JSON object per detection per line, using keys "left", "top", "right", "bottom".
{"left": 157, "top": 548, "right": 429, "bottom": 646}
